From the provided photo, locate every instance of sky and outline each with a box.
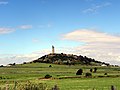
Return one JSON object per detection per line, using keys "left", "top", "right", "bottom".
{"left": 0, "top": 0, "right": 120, "bottom": 65}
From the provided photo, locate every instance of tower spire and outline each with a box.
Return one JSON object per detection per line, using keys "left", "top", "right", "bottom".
{"left": 52, "top": 45, "right": 55, "bottom": 54}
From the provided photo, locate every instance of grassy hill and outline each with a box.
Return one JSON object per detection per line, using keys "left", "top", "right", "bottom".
{"left": 1, "top": 53, "right": 119, "bottom": 89}
{"left": 32, "top": 53, "right": 110, "bottom": 66}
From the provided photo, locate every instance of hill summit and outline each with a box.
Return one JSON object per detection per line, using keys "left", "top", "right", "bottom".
{"left": 32, "top": 53, "right": 109, "bottom": 66}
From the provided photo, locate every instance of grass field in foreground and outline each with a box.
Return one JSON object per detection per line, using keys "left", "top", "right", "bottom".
{"left": 0, "top": 63, "right": 120, "bottom": 90}
{"left": 38, "top": 77, "right": 120, "bottom": 90}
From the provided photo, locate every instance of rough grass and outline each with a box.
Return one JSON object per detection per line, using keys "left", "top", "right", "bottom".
{"left": 0, "top": 63, "right": 120, "bottom": 90}
{"left": 40, "top": 77, "right": 120, "bottom": 90}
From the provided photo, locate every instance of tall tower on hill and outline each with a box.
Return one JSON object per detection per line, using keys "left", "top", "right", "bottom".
{"left": 52, "top": 45, "right": 55, "bottom": 54}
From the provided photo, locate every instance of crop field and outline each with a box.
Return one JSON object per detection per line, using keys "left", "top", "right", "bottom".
{"left": 0, "top": 63, "right": 120, "bottom": 90}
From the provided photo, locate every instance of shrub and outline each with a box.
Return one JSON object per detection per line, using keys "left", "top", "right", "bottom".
{"left": 13, "top": 63, "right": 16, "bottom": 65}
{"left": 98, "top": 75, "right": 104, "bottom": 77}
{"left": 85, "top": 72, "right": 92, "bottom": 77}
{"left": 0, "top": 65, "right": 3, "bottom": 67}
{"left": 90, "top": 69, "right": 93, "bottom": 72}
{"left": 49, "top": 65, "right": 52, "bottom": 67}
{"left": 23, "top": 62, "right": 27, "bottom": 64}
{"left": 76, "top": 69, "right": 83, "bottom": 75}
{"left": 44, "top": 74, "right": 52, "bottom": 79}
{"left": 104, "top": 73, "right": 107, "bottom": 75}
{"left": 94, "top": 67, "right": 97, "bottom": 73}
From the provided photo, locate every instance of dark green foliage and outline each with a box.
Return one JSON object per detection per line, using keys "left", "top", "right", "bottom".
{"left": 76, "top": 69, "right": 83, "bottom": 75}
{"left": 104, "top": 73, "right": 107, "bottom": 75}
{"left": 44, "top": 74, "right": 52, "bottom": 79}
{"left": 31, "top": 53, "right": 109, "bottom": 66}
{"left": 13, "top": 63, "right": 16, "bottom": 65}
{"left": 0, "top": 76, "right": 10, "bottom": 79}
{"left": 111, "top": 85, "right": 116, "bottom": 90}
{"left": 49, "top": 65, "right": 52, "bottom": 67}
{"left": 90, "top": 69, "right": 93, "bottom": 72}
{"left": 94, "top": 67, "right": 97, "bottom": 73}
{"left": 0, "top": 65, "right": 3, "bottom": 67}
{"left": 85, "top": 72, "right": 92, "bottom": 77}
{"left": 8, "top": 63, "right": 16, "bottom": 66}
{"left": 23, "top": 62, "right": 27, "bottom": 64}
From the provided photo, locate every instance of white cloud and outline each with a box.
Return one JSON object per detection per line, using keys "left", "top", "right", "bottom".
{"left": 38, "top": 23, "right": 52, "bottom": 28}
{"left": 1, "top": 29, "right": 120, "bottom": 66}
{"left": 62, "top": 29, "right": 120, "bottom": 65}
{"left": 63, "top": 29, "right": 120, "bottom": 43}
{"left": 19, "top": 25, "right": 32, "bottom": 30}
{"left": 83, "top": 2, "right": 111, "bottom": 13}
{"left": 32, "top": 38, "right": 39, "bottom": 43}
{"left": 0, "top": 25, "right": 33, "bottom": 35}
{"left": 0, "top": 1, "right": 8, "bottom": 5}
{"left": 0, "top": 28, "right": 15, "bottom": 34}
{"left": 0, "top": 53, "right": 38, "bottom": 65}
{"left": 0, "top": 49, "right": 51, "bottom": 65}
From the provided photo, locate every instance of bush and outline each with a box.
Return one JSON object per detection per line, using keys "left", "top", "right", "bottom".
{"left": 104, "top": 73, "right": 107, "bottom": 75}
{"left": 44, "top": 74, "right": 52, "bottom": 79}
{"left": 76, "top": 69, "right": 83, "bottom": 75}
{"left": 13, "top": 63, "right": 16, "bottom": 65}
{"left": 0, "top": 65, "right": 3, "bottom": 67}
{"left": 94, "top": 67, "right": 97, "bottom": 73}
{"left": 49, "top": 65, "right": 52, "bottom": 67}
{"left": 90, "top": 69, "right": 93, "bottom": 72}
{"left": 23, "top": 62, "right": 27, "bottom": 64}
{"left": 85, "top": 72, "right": 92, "bottom": 77}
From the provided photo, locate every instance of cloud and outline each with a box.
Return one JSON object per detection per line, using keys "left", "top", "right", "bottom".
{"left": 0, "top": 49, "right": 51, "bottom": 65}
{"left": 0, "top": 24, "right": 33, "bottom": 35}
{"left": 0, "top": 54, "right": 35, "bottom": 65}
{"left": 32, "top": 38, "right": 39, "bottom": 43}
{"left": 1, "top": 29, "right": 120, "bottom": 66}
{"left": 82, "top": 2, "right": 111, "bottom": 13}
{"left": 19, "top": 25, "right": 32, "bottom": 30}
{"left": 0, "top": 1, "right": 8, "bottom": 5}
{"left": 63, "top": 29, "right": 120, "bottom": 43}
{"left": 38, "top": 23, "right": 52, "bottom": 28}
{"left": 0, "top": 28, "right": 15, "bottom": 34}
{"left": 62, "top": 29, "right": 120, "bottom": 65}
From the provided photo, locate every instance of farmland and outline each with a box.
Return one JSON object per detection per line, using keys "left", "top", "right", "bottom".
{"left": 0, "top": 63, "right": 120, "bottom": 90}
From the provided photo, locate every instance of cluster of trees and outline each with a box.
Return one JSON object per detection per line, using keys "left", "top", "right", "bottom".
{"left": 90, "top": 67, "right": 97, "bottom": 73}
{"left": 8, "top": 63, "right": 16, "bottom": 66}
{"left": 0, "top": 65, "right": 4, "bottom": 67}
{"left": 32, "top": 53, "right": 109, "bottom": 66}
{"left": 76, "top": 67, "right": 98, "bottom": 77}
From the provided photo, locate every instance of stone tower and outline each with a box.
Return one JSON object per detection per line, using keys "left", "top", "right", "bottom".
{"left": 52, "top": 45, "right": 55, "bottom": 54}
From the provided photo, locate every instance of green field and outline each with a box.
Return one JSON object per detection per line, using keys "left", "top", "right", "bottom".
{"left": 0, "top": 63, "right": 120, "bottom": 90}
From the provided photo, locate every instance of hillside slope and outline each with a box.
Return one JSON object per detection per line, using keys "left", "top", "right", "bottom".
{"left": 32, "top": 53, "right": 109, "bottom": 66}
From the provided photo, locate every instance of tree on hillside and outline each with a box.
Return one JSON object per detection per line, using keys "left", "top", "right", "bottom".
{"left": 94, "top": 67, "right": 97, "bottom": 73}
{"left": 76, "top": 69, "right": 83, "bottom": 75}
{"left": 85, "top": 72, "right": 92, "bottom": 77}
{"left": 90, "top": 69, "right": 93, "bottom": 72}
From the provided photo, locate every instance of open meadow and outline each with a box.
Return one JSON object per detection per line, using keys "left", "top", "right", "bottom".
{"left": 0, "top": 63, "right": 120, "bottom": 90}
